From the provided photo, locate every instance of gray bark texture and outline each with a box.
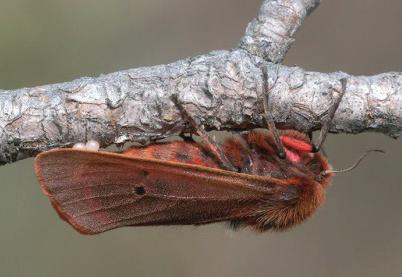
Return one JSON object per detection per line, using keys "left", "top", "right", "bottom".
{"left": 0, "top": 0, "right": 401, "bottom": 165}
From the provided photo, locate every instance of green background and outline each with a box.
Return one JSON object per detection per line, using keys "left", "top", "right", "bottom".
{"left": 1, "top": 0, "right": 401, "bottom": 276}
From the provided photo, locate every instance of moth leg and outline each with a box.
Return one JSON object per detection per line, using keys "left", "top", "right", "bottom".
{"left": 179, "top": 132, "right": 195, "bottom": 143}
{"left": 223, "top": 133, "right": 254, "bottom": 174}
{"left": 307, "top": 131, "right": 313, "bottom": 142}
{"left": 261, "top": 66, "right": 286, "bottom": 159}
{"left": 171, "top": 95, "right": 237, "bottom": 172}
{"left": 313, "top": 78, "right": 347, "bottom": 152}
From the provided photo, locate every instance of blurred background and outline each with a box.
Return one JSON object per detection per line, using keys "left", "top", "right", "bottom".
{"left": 0, "top": 0, "right": 401, "bottom": 276}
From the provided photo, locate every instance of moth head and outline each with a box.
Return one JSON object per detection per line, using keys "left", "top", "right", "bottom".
{"left": 276, "top": 131, "right": 333, "bottom": 187}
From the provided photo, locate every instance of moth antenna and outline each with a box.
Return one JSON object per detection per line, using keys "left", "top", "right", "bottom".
{"left": 322, "top": 149, "right": 385, "bottom": 176}
{"left": 261, "top": 66, "right": 286, "bottom": 159}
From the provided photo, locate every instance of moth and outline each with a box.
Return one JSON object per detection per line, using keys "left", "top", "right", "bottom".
{"left": 34, "top": 74, "right": 348, "bottom": 235}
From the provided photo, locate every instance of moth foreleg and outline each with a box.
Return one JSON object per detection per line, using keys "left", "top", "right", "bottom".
{"left": 261, "top": 65, "right": 286, "bottom": 159}
{"left": 179, "top": 132, "right": 195, "bottom": 143}
{"left": 313, "top": 78, "right": 347, "bottom": 152}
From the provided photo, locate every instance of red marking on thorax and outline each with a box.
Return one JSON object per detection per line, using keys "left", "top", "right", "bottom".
{"left": 281, "top": 136, "right": 312, "bottom": 153}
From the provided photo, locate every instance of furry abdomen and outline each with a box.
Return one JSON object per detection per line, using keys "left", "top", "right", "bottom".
{"left": 235, "top": 179, "right": 326, "bottom": 232}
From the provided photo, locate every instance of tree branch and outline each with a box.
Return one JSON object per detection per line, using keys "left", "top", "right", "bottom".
{"left": 0, "top": 0, "right": 400, "bottom": 165}
{"left": 239, "top": 0, "right": 321, "bottom": 62}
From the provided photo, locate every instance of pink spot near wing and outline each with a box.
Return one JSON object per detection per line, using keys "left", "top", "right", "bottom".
{"left": 281, "top": 136, "right": 312, "bottom": 153}
{"left": 285, "top": 148, "right": 301, "bottom": 163}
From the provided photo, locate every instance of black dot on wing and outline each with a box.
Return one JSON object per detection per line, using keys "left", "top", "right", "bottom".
{"left": 134, "top": 186, "right": 146, "bottom": 195}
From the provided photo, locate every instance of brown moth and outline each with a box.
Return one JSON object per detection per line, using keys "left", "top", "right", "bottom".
{"left": 34, "top": 73, "right": 347, "bottom": 235}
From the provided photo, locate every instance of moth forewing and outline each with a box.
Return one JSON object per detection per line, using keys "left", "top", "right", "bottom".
{"left": 34, "top": 130, "right": 332, "bottom": 234}
{"left": 35, "top": 149, "right": 303, "bottom": 234}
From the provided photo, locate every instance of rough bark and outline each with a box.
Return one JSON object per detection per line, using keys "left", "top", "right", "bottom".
{"left": 0, "top": 0, "right": 400, "bottom": 165}
{"left": 239, "top": 0, "right": 321, "bottom": 62}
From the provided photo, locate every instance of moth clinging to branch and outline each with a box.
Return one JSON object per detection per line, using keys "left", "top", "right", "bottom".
{"left": 34, "top": 74, "right": 353, "bottom": 235}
